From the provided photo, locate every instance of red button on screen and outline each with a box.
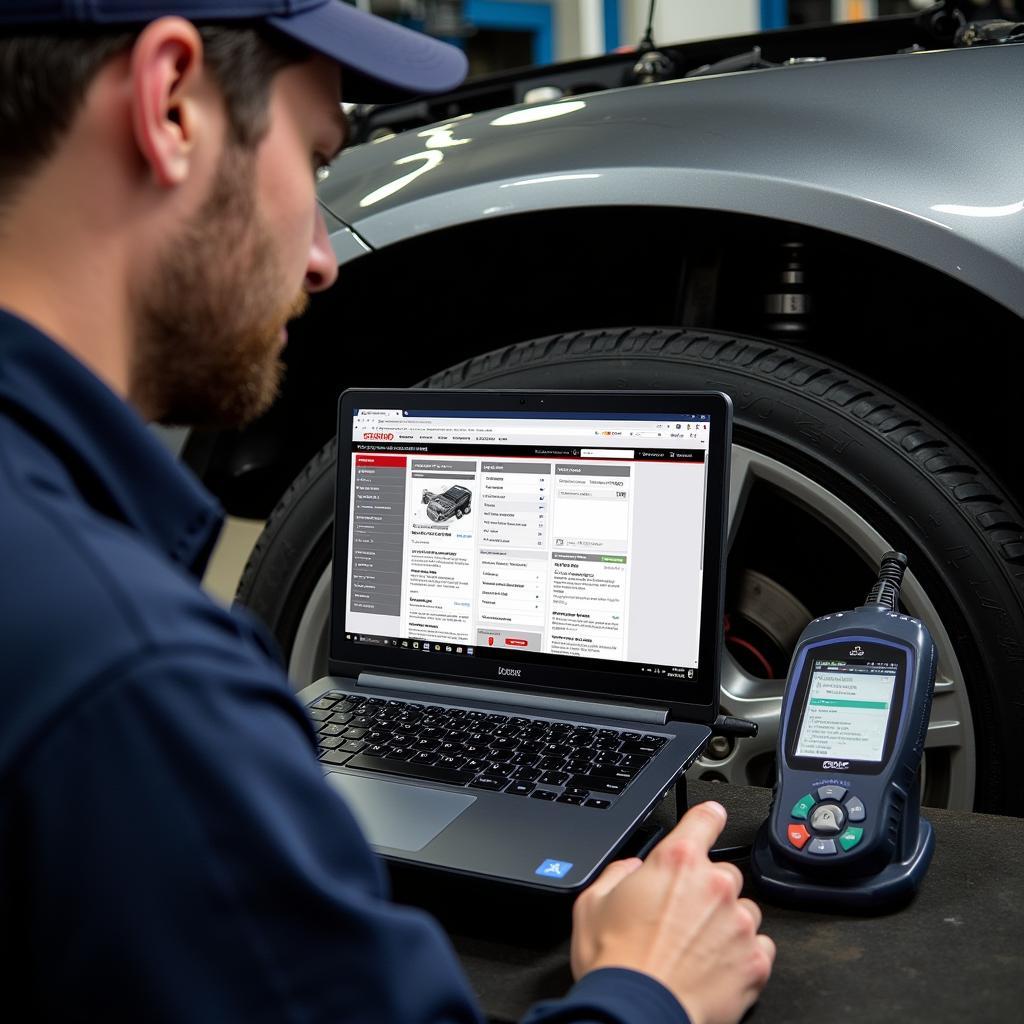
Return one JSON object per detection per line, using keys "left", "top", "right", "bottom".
{"left": 787, "top": 824, "right": 811, "bottom": 849}
{"left": 504, "top": 638, "right": 528, "bottom": 647}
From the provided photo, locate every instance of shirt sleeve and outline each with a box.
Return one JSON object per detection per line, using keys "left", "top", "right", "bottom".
{"left": 13, "top": 638, "right": 685, "bottom": 1024}
{"left": 522, "top": 969, "right": 691, "bottom": 1024}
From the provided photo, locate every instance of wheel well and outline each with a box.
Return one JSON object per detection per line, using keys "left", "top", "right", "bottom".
{"left": 185, "top": 205, "right": 1024, "bottom": 518}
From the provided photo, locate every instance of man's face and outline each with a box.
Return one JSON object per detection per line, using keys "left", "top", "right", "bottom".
{"left": 131, "top": 55, "right": 343, "bottom": 427}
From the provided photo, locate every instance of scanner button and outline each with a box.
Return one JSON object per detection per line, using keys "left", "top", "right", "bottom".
{"left": 839, "top": 827, "right": 864, "bottom": 851}
{"left": 817, "top": 785, "right": 847, "bottom": 802}
{"left": 791, "top": 794, "right": 815, "bottom": 820}
{"left": 808, "top": 838, "right": 838, "bottom": 856}
{"left": 809, "top": 804, "right": 845, "bottom": 834}
{"left": 846, "top": 797, "right": 866, "bottom": 822}
{"left": 787, "top": 824, "right": 811, "bottom": 849}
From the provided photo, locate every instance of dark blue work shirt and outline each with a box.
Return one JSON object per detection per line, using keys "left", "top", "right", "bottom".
{"left": 0, "top": 310, "right": 687, "bottom": 1024}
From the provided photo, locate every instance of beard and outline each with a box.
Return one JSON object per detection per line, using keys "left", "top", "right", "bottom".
{"left": 130, "top": 142, "right": 308, "bottom": 428}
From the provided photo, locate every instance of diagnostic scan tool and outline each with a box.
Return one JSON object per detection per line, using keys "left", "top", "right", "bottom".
{"left": 751, "top": 552, "right": 936, "bottom": 910}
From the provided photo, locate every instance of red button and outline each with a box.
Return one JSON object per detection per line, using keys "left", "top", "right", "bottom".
{"left": 787, "top": 824, "right": 811, "bottom": 849}
{"left": 504, "top": 638, "right": 528, "bottom": 647}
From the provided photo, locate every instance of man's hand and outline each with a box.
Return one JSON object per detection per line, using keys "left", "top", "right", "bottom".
{"left": 570, "top": 800, "right": 774, "bottom": 1024}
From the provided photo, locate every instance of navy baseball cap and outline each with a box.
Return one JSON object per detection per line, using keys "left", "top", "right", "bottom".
{"left": 0, "top": 1, "right": 468, "bottom": 103}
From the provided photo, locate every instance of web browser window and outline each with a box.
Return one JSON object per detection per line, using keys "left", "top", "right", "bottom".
{"left": 343, "top": 409, "right": 712, "bottom": 681}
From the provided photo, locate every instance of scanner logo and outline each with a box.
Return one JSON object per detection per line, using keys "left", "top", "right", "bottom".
{"left": 849, "top": 645, "right": 865, "bottom": 657}
{"left": 823, "top": 760, "right": 850, "bottom": 770}
{"left": 498, "top": 666, "right": 522, "bottom": 678}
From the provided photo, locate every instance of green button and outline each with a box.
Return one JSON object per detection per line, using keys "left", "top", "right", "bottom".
{"left": 791, "top": 794, "right": 815, "bottom": 820}
{"left": 838, "top": 827, "right": 864, "bottom": 851}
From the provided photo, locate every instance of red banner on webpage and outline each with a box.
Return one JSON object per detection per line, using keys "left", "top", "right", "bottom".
{"left": 355, "top": 455, "right": 407, "bottom": 468}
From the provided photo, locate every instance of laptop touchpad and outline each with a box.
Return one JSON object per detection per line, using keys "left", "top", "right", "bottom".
{"left": 326, "top": 772, "right": 476, "bottom": 852}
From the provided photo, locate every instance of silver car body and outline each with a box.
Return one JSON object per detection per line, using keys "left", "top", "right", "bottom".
{"left": 320, "top": 44, "right": 1024, "bottom": 318}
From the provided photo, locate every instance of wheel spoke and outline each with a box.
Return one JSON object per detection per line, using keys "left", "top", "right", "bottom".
{"left": 289, "top": 564, "right": 333, "bottom": 687}
{"left": 727, "top": 447, "right": 757, "bottom": 554}
{"left": 692, "top": 650, "right": 784, "bottom": 785}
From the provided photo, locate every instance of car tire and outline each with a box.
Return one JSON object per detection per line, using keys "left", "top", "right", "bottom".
{"left": 236, "top": 328, "right": 1024, "bottom": 815}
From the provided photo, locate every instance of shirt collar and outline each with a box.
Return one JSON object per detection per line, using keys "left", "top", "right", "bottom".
{"left": 0, "top": 308, "right": 223, "bottom": 577}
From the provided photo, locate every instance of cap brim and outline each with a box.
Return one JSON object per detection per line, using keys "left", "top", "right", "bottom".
{"left": 268, "top": 1, "right": 467, "bottom": 104}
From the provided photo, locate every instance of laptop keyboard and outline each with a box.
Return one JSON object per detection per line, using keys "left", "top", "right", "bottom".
{"left": 309, "top": 692, "right": 669, "bottom": 808}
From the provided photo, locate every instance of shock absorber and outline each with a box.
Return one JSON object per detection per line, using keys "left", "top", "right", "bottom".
{"left": 764, "top": 239, "right": 812, "bottom": 338}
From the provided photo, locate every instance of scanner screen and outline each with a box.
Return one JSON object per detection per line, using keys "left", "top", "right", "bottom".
{"left": 795, "top": 659, "right": 899, "bottom": 763}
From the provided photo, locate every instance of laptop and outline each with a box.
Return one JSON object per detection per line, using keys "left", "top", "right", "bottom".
{"left": 296, "top": 388, "right": 732, "bottom": 892}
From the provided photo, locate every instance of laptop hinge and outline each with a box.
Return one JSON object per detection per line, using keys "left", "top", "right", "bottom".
{"left": 356, "top": 672, "right": 670, "bottom": 725}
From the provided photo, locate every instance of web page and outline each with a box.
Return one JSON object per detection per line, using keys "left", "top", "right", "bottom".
{"left": 344, "top": 410, "right": 712, "bottom": 675}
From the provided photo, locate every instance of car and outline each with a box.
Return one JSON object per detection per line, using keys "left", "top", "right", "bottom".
{"left": 185, "top": 3, "right": 1024, "bottom": 816}
{"left": 423, "top": 485, "right": 473, "bottom": 522}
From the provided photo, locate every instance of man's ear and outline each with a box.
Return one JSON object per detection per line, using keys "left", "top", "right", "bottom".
{"left": 129, "top": 17, "right": 206, "bottom": 188}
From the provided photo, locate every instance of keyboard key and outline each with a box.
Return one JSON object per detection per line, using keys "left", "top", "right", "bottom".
{"left": 345, "top": 754, "right": 474, "bottom": 787}
{"left": 587, "top": 764, "right": 640, "bottom": 781}
{"left": 328, "top": 712, "right": 353, "bottom": 725}
{"left": 437, "top": 754, "right": 467, "bottom": 769}
{"left": 311, "top": 697, "right": 339, "bottom": 710}
{"left": 584, "top": 799, "right": 611, "bottom": 809}
{"left": 469, "top": 775, "right": 510, "bottom": 791}
{"left": 538, "top": 756, "right": 565, "bottom": 771}
{"left": 387, "top": 747, "right": 411, "bottom": 760}
{"left": 337, "top": 739, "right": 365, "bottom": 754}
{"left": 319, "top": 723, "right": 345, "bottom": 737}
{"left": 642, "top": 735, "right": 668, "bottom": 747}
{"left": 309, "top": 709, "right": 333, "bottom": 722}
{"left": 511, "top": 752, "right": 539, "bottom": 767}
{"left": 319, "top": 749, "right": 352, "bottom": 766}
{"left": 340, "top": 727, "right": 368, "bottom": 740}
{"left": 557, "top": 795, "right": 584, "bottom": 806}
{"left": 462, "top": 758, "right": 488, "bottom": 774}
{"left": 564, "top": 786, "right": 590, "bottom": 799}
{"left": 506, "top": 781, "right": 535, "bottom": 796}
{"left": 318, "top": 735, "right": 344, "bottom": 750}
{"left": 620, "top": 742, "right": 659, "bottom": 756}
{"left": 512, "top": 767, "right": 541, "bottom": 782}
{"left": 530, "top": 789, "right": 558, "bottom": 801}
{"left": 539, "top": 771, "right": 570, "bottom": 786}
{"left": 362, "top": 744, "right": 388, "bottom": 757}
{"left": 619, "top": 754, "right": 650, "bottom": 769}
{"left": 410, "top": 752, "right": 439, "bottom": 765}
{"left": 571, "top": 774, "right": 628, "bottom": 795}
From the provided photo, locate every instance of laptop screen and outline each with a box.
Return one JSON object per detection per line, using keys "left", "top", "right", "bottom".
{"left": 329, "top": 390, "right": 731, "bottom": 719}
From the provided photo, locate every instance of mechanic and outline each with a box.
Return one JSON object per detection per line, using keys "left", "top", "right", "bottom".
{"left": 0, "top": 3, "right": 774, "bottom": 1022}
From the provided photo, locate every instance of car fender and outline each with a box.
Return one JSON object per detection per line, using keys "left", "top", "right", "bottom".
{"left": 321, "top": 44, "right": 1024, "bottom": 316}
